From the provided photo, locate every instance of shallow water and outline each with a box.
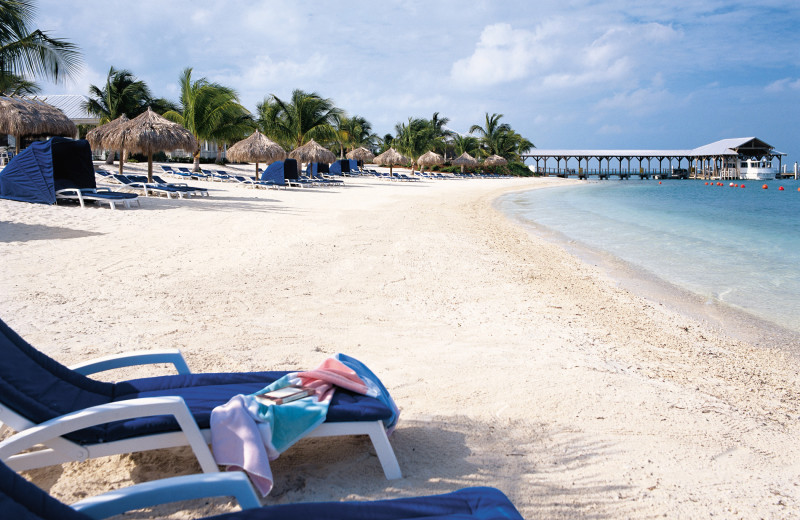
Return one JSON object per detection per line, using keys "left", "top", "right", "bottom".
{"left": 499, "top": 179, "right": 800, "bottom": 334}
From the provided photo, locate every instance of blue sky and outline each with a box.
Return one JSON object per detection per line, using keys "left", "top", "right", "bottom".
{"left": 37, "top": 0, "right": 800, "bottom": 164}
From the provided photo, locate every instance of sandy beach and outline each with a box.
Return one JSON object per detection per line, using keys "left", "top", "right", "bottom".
{"left": 1, "top": 165, "right": 799, "bottom": 519}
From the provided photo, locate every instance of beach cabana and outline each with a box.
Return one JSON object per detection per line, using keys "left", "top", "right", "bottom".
{"left": 0, "top": 96, "right": 77, "bottom": 154}
{"left": 374, "top": 147, "right": 409, "bottom": 178}
{"left": 225, "top": 130, "right": 286, "bottom": 180}
{"left": 328, "top": 159, "right": 351, "bottom": 175}
{"left": 289, "top": 139, "right": 336, "bottom": 178}
{"left": 346, "top": 146, "right": 375, "bottom": 165}
{"left": 262, "top": 158, "right": 301, "bottom": 187}
{"left": 0, "top": 137, "right": 136, "bottom": 209}
{"left": 484, "top": 154, "right": 508, "bottom": 166}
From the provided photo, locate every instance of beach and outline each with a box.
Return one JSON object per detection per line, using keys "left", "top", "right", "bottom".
{"left": 1, "top": 166, "right": 799, "bottom": 519}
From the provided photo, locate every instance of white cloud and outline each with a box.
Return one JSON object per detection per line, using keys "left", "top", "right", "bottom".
{"left": 765, "top": 78, "right": 800, "bottom": 93}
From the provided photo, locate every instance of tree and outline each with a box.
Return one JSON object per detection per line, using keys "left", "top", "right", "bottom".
{"left": 84, "top": 67, "right": 153, "bottom": 124}
{"left": 394, "top": 117, "right": 435, "bottom": 170}
{"left": 428, "top": 112, "right": 455, "bottom": 159}
{"left": 333, "top": 114, "right": 377, "bottom": 158}
{"left": 0, "top": 0, "right": 81, "bottom": 93}
{"left": 257, "top": 89, "right": 342, "bottom": 150}
{"left": 0, "top": 72, "right": 38, "bottom": 95}
{"left": 469, "top": 113, "right": 512, "bottom": 158}
{"left": 163, "top": 67, "right": 251, "bottom": 171}
{"left": 451, "top": 134, "right": 480, "bottom": 156}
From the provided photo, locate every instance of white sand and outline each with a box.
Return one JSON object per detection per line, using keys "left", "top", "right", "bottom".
{"left": 1, "top": 163, "right": 799, "bottom": 519}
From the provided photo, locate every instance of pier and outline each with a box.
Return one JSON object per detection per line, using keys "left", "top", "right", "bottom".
{"left": 521, "top": 137, "right": 784, "bottom": 180}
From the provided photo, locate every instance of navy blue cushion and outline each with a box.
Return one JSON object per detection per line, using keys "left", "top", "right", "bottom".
{"left": 207, "top": 487, "right": 524, "bottom": 520}
{"left": 0, "top": 460, "right": 90, "bottom": 520}
{"left": 0, "top": 318, "right": 115, "bottom": 443}
{"left": 90, "top": 373, "right": 393, "bottom": 443}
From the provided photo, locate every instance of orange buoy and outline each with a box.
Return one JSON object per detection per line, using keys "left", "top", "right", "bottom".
{"left": 779, "top": 186, "right": 785, "bottom": 191}
{"left": 741, "top": 184, "right": 745, "bottom": 188}
{"left": 705, "top": 182, "right": 709, "bottom": 185}
{"left": 762, "top": 184, "right": 768, "bottom": 189}
{"left": 658, "top": 181, "right": 662, "bottom": 184}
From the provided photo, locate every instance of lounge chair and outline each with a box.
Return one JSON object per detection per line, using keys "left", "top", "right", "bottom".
{"left": 54, "top": 179, "right": 140, "bottom": 210}
{"left": 111, "top": 174, "right": 190, "bottom": 198}
{"left": 140, "top": 174, "right": 210, "bottom": 197}
{"left": 0, "top": 459, "right": 523, "bottom": 520}
{"left": 0, "top": 318, "right": 401, "bottom": 481}
{"left": 178, "top": 166, "right": 210, "bottom": 180}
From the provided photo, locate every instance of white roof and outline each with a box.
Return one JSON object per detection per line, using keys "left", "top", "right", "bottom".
{"left": 33, "top": 94, "right": 99, "bottom": 125}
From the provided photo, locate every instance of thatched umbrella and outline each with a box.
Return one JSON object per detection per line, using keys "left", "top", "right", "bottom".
{"left": 105, "top": 107, "right": 197, "bottom": 182}
{"left": 484, "top": 154, "right": 508, "bottom": 166}
{"left": 417, "top": 150, "right": 444, "bottom": 174}
{"left": 346, "top": 146, "right": 375, "bottom": 163}
{"left": 226, "top": 130, "right": 286, "bottom": 179}
{"left": 289, "top": 138, "right": 336, "bottom": 177}
{"left": 373, "top": 147, "right": 409, "bottom": 177}
{"left": 451, "top": 151, "right": 478, "bottom": 173}
{"left": 86, "top": 114, "right": 129, "bottom": 175}
{"left": 0, "top": 96, "right": 77, "bottom": 153}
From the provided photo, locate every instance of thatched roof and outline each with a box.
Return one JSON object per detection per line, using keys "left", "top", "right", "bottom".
{"left": 0, "top": 96, "right": 77, "bottom": 138}
{"left": 451, "top": 152, "right": 478, "bottom": 166}
{"left": 85, "top": 114, "right": 128, "bottom": 150}
{"left": 417, "top": 150, "right": 444, "bottom": 167}
{"left": 289, "top": 138, "right": 336, "bottom": 163}
{"left": 374, "top": 147, "right": 409, "bottom": 166}
{"left": 346, "top": 146, "right": 375, "bottom": 162}
{"left": 104, "top": 107, "right": 196, "bottom": 155}
{"left": 226, "top": 130, "right": 286, "bottom": 164}
{"left": 484, "top": 154, "right": 508, "bottom": 166}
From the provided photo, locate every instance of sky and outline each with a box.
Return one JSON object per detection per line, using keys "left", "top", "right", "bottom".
{"left": 35, "top": 0, "right": 800, "bottom": 165}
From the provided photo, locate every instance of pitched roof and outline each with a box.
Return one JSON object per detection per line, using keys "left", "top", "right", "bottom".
{"left": 524, "top": 137, "right": 785, "bottom": 159}
{"left": 33, "top": 94, "right": 99, "bottom": 125}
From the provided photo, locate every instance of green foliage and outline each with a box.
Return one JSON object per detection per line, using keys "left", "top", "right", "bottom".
{"left": 162, "top": 67, "right": 253, "bottom": 169}
{"left": 257, "top": 89, "right": 341, "bottom": 150}
{"left": 0, "top": 0, "right": 82, "bottom": 91}
{"left": 333, "top": 114, "right": 378, "bottom": 157}
{"left": 84, "top": 66, "right": 153, "bottom": 123}
{"left": 468, "top": 112, "right": 534, "bottom": 162}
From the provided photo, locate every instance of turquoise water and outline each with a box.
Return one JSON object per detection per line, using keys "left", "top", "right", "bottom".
{"left": 499, "top": 179, "right": 800, "bottom": 333}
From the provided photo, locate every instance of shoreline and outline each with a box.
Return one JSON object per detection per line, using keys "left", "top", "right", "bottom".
{"left": 494, "top": 184, "right": 800, "bottom": 355}
{"left": 2, "top": 169, "right": 799, "bottom": 518}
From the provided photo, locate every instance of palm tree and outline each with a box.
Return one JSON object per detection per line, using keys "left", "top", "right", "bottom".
{"left": 394, "top": 117, "right": 435, "bottom": 171}
{"left": 334, "top": 114, "right": 377, "bottom": 158}
{"left": 469, "top": 113, "right": 512, "bottom": 158}
{"left": 0, "top": 71, "right": 38, "bottom": 95}
{"left": 163, "top": 67, "right": 251, "bottom": 171}
{"left": 0, "top": 0, "right": 81, "bottom": 92}
{"left": 451, "top": 134, "right": 480, "bottom": 157}
{"left": 428, "top": 112, "right": 455, "bottom": 159}
{"left": 257, "top": 89, "right": 342, "bottom": 150}
{"left": 84, "top": 67, "right": 153, "bottom": 124}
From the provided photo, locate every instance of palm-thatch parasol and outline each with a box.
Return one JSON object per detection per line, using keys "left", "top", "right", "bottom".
{"left": 451, "top": 151, "right": 478, "bottom": 173}
{"left": 226, "top": 130, "right": 286, "bottom": 179}
{"left": 104, "top": 107, "right": 197, "bottom": 182}
{"left": 373, "top": 147, "right": 409, "bottom": 177}
{"left": 346, "top": 146, "right": 375, "bottom": 163}
{"left": 417, "top": 150, "right": 444, "bottom": 174}
{"left": 484, "top": 154, "right": 508, "bottom": 166}
{"left": 0, "top": 96, "right": 77, "bottom": 153}
{"left": 86, "top": 114, "right": 129, "bottom": 175}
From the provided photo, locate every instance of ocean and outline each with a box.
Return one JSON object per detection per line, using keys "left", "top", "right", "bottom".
{"left": 498, "top": 178, "right": 800, "bottom": 336}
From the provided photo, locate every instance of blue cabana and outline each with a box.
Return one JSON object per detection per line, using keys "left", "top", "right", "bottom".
{"left": 262, "top": 158, "right": 299, "bottom": 185}
{"left": 0, "top": 137, "right": 95, "bottom": 205}
{"left": 329, "top": 159, "right": 351, "bottom": 175}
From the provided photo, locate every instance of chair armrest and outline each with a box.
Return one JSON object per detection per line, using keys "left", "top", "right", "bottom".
{"left": 69, "top": 349, "right": 191, "bottom": 375}
{"left": 55, "top": 188, "right": 81, "bottom": 195}
{"left": 72, "top": 472, "right": 261, "bottom": 519}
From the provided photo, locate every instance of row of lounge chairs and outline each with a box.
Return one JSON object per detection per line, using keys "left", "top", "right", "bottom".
{"left": 0, "top": 317, "right": 523, "bottom": 519}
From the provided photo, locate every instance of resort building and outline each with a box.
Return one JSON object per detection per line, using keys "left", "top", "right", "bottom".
{"left": 522, "top": 137, "right": 786, "bottom": 180}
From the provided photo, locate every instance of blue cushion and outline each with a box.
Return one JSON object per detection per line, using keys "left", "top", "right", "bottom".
{"left": 86, "top": 372, "right": 393, "bottom": 443}
{"left": 0, "top": 460, "right": 90, "bottom": 520}
{"left": 206, "top": 487, "right": 524, "bottom": 520}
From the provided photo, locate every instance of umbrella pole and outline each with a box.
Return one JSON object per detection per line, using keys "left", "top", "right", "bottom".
{"left": 147, "top": 153, "right": 153, "bottom": 183}
{"left": 118, "top": 149, "right": 124, "bottom": 176}
{"left": 255, "top": 161, "right": 259, "bottom": 180}
{"left": 14, "top": 135, "right": 20, "bottom": 155}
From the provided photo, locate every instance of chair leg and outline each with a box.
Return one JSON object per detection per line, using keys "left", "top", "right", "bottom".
{"left": 365, "top": 421, "right": 402, "bottom": 479}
